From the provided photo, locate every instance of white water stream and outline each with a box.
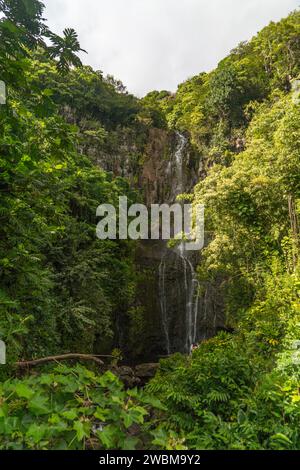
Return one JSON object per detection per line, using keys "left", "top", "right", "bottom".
{"left": 158, "top": 132, "right": 200, "bottom": 354}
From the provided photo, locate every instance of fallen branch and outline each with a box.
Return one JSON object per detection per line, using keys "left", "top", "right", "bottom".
{"left": 15, "top": 353, "right": 104, "bottom": 367}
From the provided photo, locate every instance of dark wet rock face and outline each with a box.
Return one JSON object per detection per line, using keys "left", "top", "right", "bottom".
{"left": 140, "top": 130, "right": 199, "bottom": 205}
{"left": 127, "top": 240, "right": 225, "bottom": 361}
{"left": 119, "top": 131, "right": 225, "bottom": 361}
{"left": 78, "top": 122, "right": 225, "bottom": 361}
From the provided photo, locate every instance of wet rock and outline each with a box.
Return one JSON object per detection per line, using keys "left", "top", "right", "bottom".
{"left": 113, "top": 365, "right": 141, "bottom": 387}
{"left": 116, "top": 365, "right": 135, "bottom": 377}
{"left": 134, "top": 363, "right": 159, "bottom": 379}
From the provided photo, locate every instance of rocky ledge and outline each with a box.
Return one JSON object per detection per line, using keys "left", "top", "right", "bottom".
{"left": 112, "top": 362, "right": 160, "bottom": 388}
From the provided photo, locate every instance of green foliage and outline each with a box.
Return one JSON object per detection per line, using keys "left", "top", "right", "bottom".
{"left": 0, "top": 0, "right": 85, "bottom": 84}
{"left": 144, "top": 11, "right": 300, "bottom": 163}
{"left": 0, "top": 364, "right": 164, "bottom": 450}
{"left": 144, "top": 10, "right": 300, "bottom": 451}
{"left": 192, "top": 91, "right": 300, "bottom": 319}
{"left": 30, "top": 60, "right": 140, "bottom": 129}
{"left": 0, "top": 88, "right": 137, "bottom": 359}
{"left": 149, "top": 282, "right": 300, "bottom": 450}
{"left": 0, "top": 2, "right": 140, "bottom": 361}
{"left": 1, "top": 1, "right": 300, "bottom": 452}
{"left": 47, "top": 28, "right": 86, "bottom": 74}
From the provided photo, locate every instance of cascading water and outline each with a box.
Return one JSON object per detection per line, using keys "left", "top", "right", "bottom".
{"left": 158, "top": 132, "right": 200, "bottom": 354}
{"left": 158, "top": 258, "right": 170, "bottom": 355}
{"left": 174, "top": 132, "right": 186, "bottom": 196}
{"left": 177, "top": 242, "right": 200, "bottom": 353}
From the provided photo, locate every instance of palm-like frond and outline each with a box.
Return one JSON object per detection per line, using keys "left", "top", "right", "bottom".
{"left": 48, "top": 28, "right": 87, "bottom": 73}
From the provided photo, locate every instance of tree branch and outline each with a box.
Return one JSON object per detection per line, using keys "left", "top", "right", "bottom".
{"left": 15, "top": 353, "right": 105, "bottom": 367}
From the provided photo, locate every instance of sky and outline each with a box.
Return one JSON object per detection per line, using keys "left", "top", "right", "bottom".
{"left": 43, "top": 0, "right": 299, "bottom": 96}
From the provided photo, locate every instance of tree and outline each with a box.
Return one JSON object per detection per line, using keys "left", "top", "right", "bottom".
{"left": 47, "top": 28, "right": 87, "bottom": 74}
{"left": 0, "top": 0, "right": 84, "bottom": 80}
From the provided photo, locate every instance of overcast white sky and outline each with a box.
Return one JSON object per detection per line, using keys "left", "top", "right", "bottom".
{"left": 43, "top": 0, "right": 299, "bottom": 96}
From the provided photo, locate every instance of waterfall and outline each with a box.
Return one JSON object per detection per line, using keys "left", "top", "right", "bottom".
{"left": 158, "top": 132, "right": 200, "bottom": 354}
{"left": 174, "top": 132, "right": 186, "bottom": 196}
{"left": 158, "top": 257, "right": 170, "bottom": 355}
{"left": 177, "top": 242, "right": 200, "bottom": 353}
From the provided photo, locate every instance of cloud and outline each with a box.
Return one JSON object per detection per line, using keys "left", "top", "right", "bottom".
{"left": 43, "top": 0, "right": 299, "bottom": 96}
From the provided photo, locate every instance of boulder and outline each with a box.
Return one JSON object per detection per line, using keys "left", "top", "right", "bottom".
{"left": 134, "top": 363, "right": 159, "bottom": 378}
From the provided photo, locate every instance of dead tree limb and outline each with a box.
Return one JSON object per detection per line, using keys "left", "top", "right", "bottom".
{"left": 15, "top": 353, "right": 104, "bottom": 367}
